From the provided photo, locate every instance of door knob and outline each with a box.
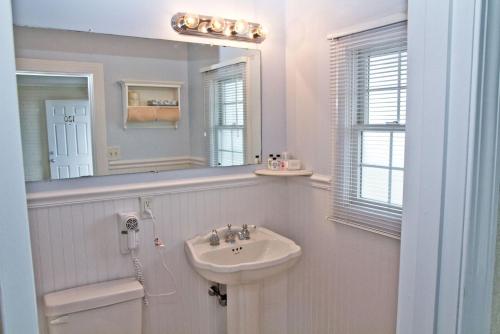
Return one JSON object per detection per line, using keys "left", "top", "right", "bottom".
{"left": 49, "top": 159, "right": 56, "bottom": 163}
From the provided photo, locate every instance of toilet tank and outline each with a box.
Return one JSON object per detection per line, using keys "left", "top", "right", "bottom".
{"left": 43, "top": 278, "right": 144, "bottom": 334}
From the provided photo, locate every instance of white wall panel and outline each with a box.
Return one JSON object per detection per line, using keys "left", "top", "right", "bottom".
{"left": 0, "top": 0, "right": 39, "bottom": 331}
{"left": 28, "top": 175, "right": 400, "bottom": 334}
{"left": 286, "top": 179, "right": 400, "bottom": 334}
{"left": 28, "top": 177, "right": 287, "bottom": 334}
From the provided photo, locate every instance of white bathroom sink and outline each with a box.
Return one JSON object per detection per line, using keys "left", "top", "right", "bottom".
{"left": 185, "top": 226, "right": 301, "bottom": 285}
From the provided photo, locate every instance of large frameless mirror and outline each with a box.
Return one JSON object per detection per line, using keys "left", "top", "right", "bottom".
{"left": 13, "top": 27, "right": 261, "bottom": 182}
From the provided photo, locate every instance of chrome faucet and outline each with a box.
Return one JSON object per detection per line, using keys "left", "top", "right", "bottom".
{"left": 209, "top": 229, "right": 220, "bottom": 246}
{"left": 224, "top": 224, "right": 236, "bottom": 243}
{"left": 238, "top": 224, "right": 251, "bottom": 240}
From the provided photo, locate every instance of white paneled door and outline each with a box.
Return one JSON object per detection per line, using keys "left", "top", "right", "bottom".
{"left": 45, "top": 100, "right": 93, "bottom": 179}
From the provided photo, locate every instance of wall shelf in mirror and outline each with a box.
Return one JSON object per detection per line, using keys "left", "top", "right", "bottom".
{"left": 120, "top": 80, "right": 182, "bottom": 129}
{"left": 254, "top": 169, "right": 313, "bottom": 177}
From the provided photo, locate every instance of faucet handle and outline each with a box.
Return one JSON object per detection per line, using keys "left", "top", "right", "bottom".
{"left": 209, "top": 229, "right": 220, "bottom": 246}
{"left": 227, "top": 224, "right": 232, "bottom": 230}
{"left": 238, "top": 224, "right": 251, "bottom": 240}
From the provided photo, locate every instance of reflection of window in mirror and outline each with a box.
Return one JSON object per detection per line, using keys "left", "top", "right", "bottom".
{"left": 203, "top": 60, "right": 248, "bottom": 167}
{"left": 215, "top": 71, "right": 246, "bottom": 166}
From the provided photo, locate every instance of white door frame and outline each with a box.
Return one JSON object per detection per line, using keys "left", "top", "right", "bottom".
{"left": 0, "top": 0, "right": 39, "bottom": 332}
{"left": 455, "top": 0, "right": 500, "bottom": 332}
{"left": 397, "top": 0, "right": 500, "bottom": 333}
{"left": 16, "top": 58, "right": 109, "bottom": 176}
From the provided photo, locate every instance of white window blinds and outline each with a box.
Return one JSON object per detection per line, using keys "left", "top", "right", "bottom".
{"left": 203, "top": 61, "right": 247, "bottom": 167}
{"left": 329, "top": 21, "right": 407, "bottom": 237}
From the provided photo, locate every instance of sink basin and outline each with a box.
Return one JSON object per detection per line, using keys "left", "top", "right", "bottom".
{"left": 185, "top": 226, "right": 301, "bottom": 285}
{"left": 185, "top": 225, "right": 301, "bottom": 334}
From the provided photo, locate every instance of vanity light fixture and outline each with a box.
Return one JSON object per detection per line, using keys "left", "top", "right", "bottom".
{"left": 171, "top": 12, "right": 267, "bottom": 43}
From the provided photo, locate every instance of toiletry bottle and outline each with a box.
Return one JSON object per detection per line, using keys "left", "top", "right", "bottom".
{"left": 276, "top": 154, "right": 283, "bottom": 171}
{"left": 281, "top": 152, "right": 290, "bottom": 170}
{"left": 254, "top": 155, "right": 260, "bottom": 164}
{"left": 267, "top": 154, "right": 274, "bottom": 169}
{"left": 271, "top": 157, "right": 279, "bottom": 170}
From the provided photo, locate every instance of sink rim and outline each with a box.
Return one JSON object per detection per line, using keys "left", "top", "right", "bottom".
{"left": 185, "top": 226, "right": 302, "bottom": 273}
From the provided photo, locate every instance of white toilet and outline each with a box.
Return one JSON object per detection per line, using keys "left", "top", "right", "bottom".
{"left": 43, "top": 277, "right": 144, "bottom": 334}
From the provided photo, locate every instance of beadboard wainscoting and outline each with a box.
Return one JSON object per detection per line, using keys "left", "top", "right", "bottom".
{"left": 27, "top": 174, "right": 289, "bottom": 334}
{"left": 26, "top": 173, "right": 400, "bottom": 334}
{"left": 286, "top": 177, "right": 401, "bottom": 334}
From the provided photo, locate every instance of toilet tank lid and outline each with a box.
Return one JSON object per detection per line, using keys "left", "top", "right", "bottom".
{"left": 43, "top": 277, "right": 144, "bottom": 317}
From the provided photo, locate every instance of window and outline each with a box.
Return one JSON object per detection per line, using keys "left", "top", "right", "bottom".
{"left": 203, "top": 61, "right": 247, "bottom": 167}
{"left": 214, "top": 77, "right": 245, "bottom": 166}
{"left": 330, "top": 21, "right": 407, "bottom": 236}
{"left": 358, "top": 50, "right": 407, "bottom": 206}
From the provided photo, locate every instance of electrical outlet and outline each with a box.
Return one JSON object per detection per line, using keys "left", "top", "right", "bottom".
{"left": 140, "top": 196, "right": 154, "bottom": 219}
{"left": 107, "top": 146, "right": 121, "bottom": 161}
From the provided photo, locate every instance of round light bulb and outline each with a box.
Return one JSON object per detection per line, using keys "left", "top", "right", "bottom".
{"left": 258, "top": 25, "right": 268, "bottom": 37}
{"left": 184, "top": 13, "right": 200, "bottom": 29}
{"left": 210, "top": 17, "right": 226, "bottom": 33}
{"left": 234, "top": 19, "right": 249, "bottom": 35}
{"left": 223, "top": 25, "right": 233, "bottom": 37}
{"left": 250, "top": 25, "right": 268, "bottom": 39}
{"left": 198, "top": 22, "right": 209, "bottom": 33}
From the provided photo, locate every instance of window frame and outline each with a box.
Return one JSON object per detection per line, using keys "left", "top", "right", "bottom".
{"left": 334, "top": 43, "right": 407, "bottom": 228}
{"left": 212, "top": 75, "right": 246, "bottom": 166}
{"left": 205, "top": 62, "right": 249, "bottom": 167}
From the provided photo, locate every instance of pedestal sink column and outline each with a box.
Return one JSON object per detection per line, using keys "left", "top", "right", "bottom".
{"left": 226, "top": 283, "right": 261, "bottom": 334}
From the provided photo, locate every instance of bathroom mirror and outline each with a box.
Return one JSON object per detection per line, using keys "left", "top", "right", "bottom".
{"left": 13, "top": 27, "right": 262, "bottom": 182}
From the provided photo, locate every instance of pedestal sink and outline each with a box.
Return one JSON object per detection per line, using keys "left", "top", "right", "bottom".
{"left": 185, "top": 225, "right": 301, "bottom": 334}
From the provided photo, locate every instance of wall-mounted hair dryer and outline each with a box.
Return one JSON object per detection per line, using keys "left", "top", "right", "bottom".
{"left": 117, "top": 209, "right": 177, "bottom": 305}
{"left": 118, "top": 212, "right": 140, "bottom": 254}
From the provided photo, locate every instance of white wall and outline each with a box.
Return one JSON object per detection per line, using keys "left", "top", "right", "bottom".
{"left": 284, "top": 0, "right": 407, "bottom": 332}
{"left": 286, "top": 178, "right": 401, "bottom": 333}
{"left": 27, "top": 176, "right": 289, "bottom": 334}
{"left": 285, "top": 0, "right": 407, "bottom": 174}
{"left": 0, "top": 0, "right": 39, "bottom": 332}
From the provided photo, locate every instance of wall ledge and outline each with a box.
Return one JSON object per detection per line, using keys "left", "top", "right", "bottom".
{"left": 26, "top": 172, "right": 330, "bottom": 208}
{"left": 27, "top": 173, "right": 273, "bottom": 208}
{"left": 287, "top": 173, "right": 331, "bottom": 191}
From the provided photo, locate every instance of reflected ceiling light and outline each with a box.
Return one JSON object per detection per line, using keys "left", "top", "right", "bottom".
{"left": 171, "top": 12, "right": 267, "bottom": 43}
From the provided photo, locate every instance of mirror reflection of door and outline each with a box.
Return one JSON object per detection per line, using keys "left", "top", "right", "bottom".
{"left": 16, "top": 74, "right": 92, "bottom": 181}
{"left": 45, "top": 100, "right": 93, "bottom": 179}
